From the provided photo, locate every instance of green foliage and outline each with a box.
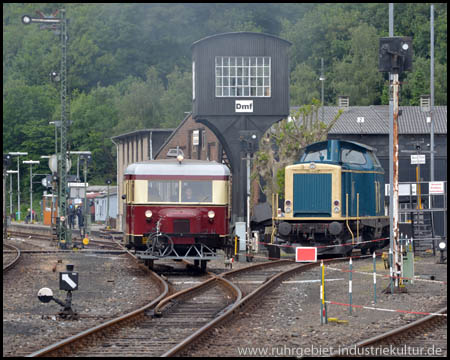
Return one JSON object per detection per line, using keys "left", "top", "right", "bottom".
{"left": 290, "top": 63, "right": 320, "bottom": 105}
{"left": 330, "top": 24, "right": 384, "bottom": 105}
{"left": 2, "top": 3, "right": 447, "bottom": 194}
{"left": 160, "top": 67, "right": 192, "bottom": 128}
{"left": 253, "top": 99, "right": 343, "bottom": 201}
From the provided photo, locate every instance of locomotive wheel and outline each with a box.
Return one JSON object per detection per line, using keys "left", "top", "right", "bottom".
{"left": 149, "top": 233, "right": 174, "bottom": 257}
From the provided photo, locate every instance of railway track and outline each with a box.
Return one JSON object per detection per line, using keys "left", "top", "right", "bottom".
{"left": 3, "top": 243, "right": 21, "bottom": 272}
{"left": 26, "top": 257, "right": 349, "bottom": 357}
{"left": 21, "top": 237, "right": 385, "bottom": 358}
{"left": 7, "top": 230, "right": 122, "bottom": 250}
{"left": 335, "top": 306, "right": 447, "bottom": 357}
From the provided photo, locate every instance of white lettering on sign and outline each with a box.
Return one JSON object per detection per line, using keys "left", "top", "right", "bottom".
{"left": 429, "top": 181, "right": 444, "bottom": 194}
{"left": 62, "top": 273, "right": 77, "bottom": 289}
{"left": 235, "top": 100, "right": 253, "bottom": 113}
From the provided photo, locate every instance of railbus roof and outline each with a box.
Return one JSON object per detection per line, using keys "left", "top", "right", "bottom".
{"left": 124, "top": 159, "right": 230, "bottom": 178}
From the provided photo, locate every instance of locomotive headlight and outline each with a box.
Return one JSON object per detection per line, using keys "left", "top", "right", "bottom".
{"left": 208, "top": 210, "right": 215, "bottom": 219}
{"left": 285, "top": 200, "right": 292, "bottom": 213}
{"left": 310, "top": 162, "right": 316, "bottom": 169}
{"left": 333, "top": 200, "right": 340, "bottom": 213}
{"left": 145, "top": 210, "right": 153, "bottom": 219}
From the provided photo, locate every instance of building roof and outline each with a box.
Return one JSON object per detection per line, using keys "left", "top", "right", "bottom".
{"left": 153, "top": 112, "right": 192, "bottom": 159}
{"left": 291, "top": 105, "right": 447, "bottom": 135}
{"left": 111, "top": 128, "right": 174, "bottom": 142}
{"left": 87, "top": 185, "right": 117, "bottom": 195}
{"left": 191, "top": 31, "right": 292, "bottom": 48}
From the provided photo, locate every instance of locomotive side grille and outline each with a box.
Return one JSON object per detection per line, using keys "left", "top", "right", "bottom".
{"left": 173, "top": 219, "right": 190, "bottom": 233}
{"left": 293, "top": 173, "right": 331, "bottom": 217}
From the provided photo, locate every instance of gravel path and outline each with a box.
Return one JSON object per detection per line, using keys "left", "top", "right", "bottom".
{"left": 4, "top": 242, "right": 446, "bottom": 357}
{"left": 188, "top": 254, "right": 447, "bottom": 357}
{"left": 3, "top": 250, "right": 160, "bottom": 357}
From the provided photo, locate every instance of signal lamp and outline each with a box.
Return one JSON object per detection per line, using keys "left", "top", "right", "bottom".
{"left": 22, "top": 15, "right": 32, "bottom": 24}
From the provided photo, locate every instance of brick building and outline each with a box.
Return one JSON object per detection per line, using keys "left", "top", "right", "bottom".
{"left": 155, "top": 113, "right": 224, "bottom": 162}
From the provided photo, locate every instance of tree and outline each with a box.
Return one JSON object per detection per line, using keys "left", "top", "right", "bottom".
{"left": 113, "top": 66, "right": 165, "bottom": 134}
{"left": 290, "top": 63, "right": 320, "bottom": 105}
{"left": 69, "top": 85, "right": 120, "bottom": 182}
{"left": 330, "top": 24, "right": 384, "bottom": 105}
{"left": 253, "top": 99, "right": 343, "bottom": 202}
{"left": 160, "top": 66, "right": 192, "bottom": 128}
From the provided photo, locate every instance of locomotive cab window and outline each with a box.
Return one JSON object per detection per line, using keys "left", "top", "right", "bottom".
{"left": 341, "top": 148, "right": 366, "bottom": 165}
{"left": 367, "top": 151, "right": 381, "bottom": 167}
{"left": 304, "top": 149, "right": 328, "bottom": 162}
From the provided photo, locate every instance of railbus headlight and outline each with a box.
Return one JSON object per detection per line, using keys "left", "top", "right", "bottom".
{"left": 145, "top": 210, "right": 153, "bottom": 219}
{"left": 208, "top": 210, "right": 215, "bottom": 219}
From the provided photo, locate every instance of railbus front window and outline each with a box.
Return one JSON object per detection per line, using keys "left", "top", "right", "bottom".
{"left": 148, "top": 180, "right": 179, "bottom": 202}
{"left": 181, "top": 181, "right": 212, "bottom": 202}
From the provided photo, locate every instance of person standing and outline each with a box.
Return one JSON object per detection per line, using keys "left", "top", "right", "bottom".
{"left": 68, "top": 202, "right": 75, "bottom": 229}
{"left": 76, "top": 205, "right": 84, "bottom": 229}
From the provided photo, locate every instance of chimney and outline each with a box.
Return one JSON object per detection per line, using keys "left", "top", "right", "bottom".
{"left": 338, "top": 95, "right": 349, "bottom": 109}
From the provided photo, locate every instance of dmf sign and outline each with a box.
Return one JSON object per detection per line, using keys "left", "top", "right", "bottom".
{"left": 235, "top": 100, "right": 253, "bottom": 113}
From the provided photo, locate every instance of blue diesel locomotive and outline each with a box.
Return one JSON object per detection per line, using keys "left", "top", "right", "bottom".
{"left": 273, "top": 139, "right": 390, "bottom": 256}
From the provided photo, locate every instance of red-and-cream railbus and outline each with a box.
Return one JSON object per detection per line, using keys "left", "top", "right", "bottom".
{"left": 123, "top": 156, "right": 232, "bottom": 270}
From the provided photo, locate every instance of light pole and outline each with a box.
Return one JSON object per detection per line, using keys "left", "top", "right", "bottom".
{"left": 22, "top": 9, "right": 70, "bottom": 247}
{"left": 23, "top": 160, "right": 40, "bottom": 222}
{"left": 6, "top": 170, "right": 18, "bottom": 216}
{"left": 319, "top": 58, "right": 325, "bottom": 123}
{"left": 106, "top": 179, "right": 112, "bottom": 229}
{"left": 9, "top": 152, "right": 28, "bottom": 221}
{"left": 49, "top": 121, "right": 60, "bottom": 156}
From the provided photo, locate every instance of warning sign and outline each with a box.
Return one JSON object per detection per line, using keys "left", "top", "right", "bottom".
{"left": 296, "top": 247, "right": 317, "bottom": 262}
{"left": 429, "top": 181, "right": 445, "bottom": 195}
